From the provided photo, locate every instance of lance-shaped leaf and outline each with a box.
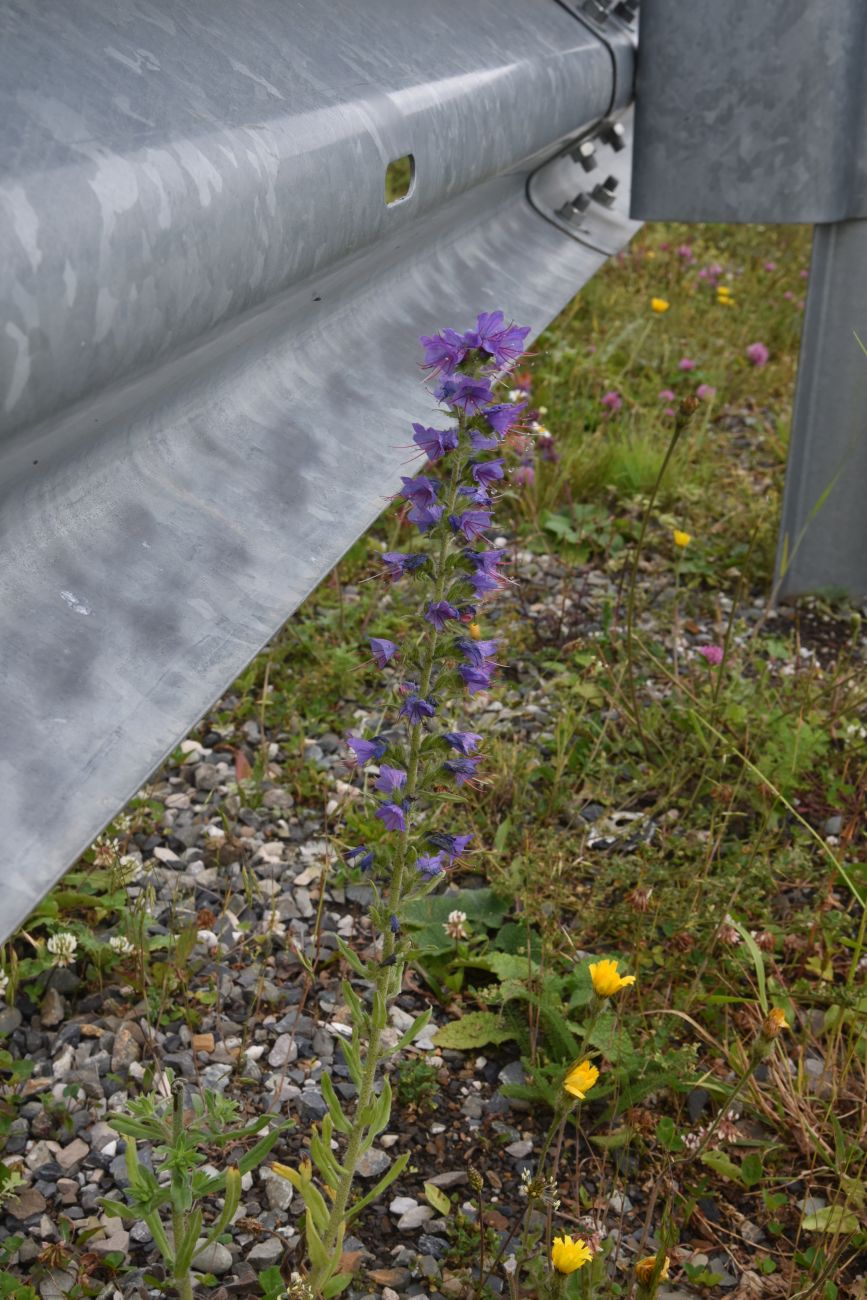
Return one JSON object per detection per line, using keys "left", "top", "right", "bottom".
{"left": 394, "top": 1007, "right": 432, "bottom": 1054}
{"left": 271, "top": 1162, "right": 330, "bottom": 1233}
{"left": 310, "top": 1127, "right": 344, "bottom": 1188}
{"left": 340, "top": 981, "right": 370, "bottom": 1034}
{"left": 372, "top": 989, "right": 388, "bottom": 1030}
{"left": 198, "top": 1166, "right": 242, "bottom": 1253}
{"left": 320, "top": 1071, "right": 352, "bottom": 1134}
{"left": 305, "top": 1209, "right": 330, "bottom": 1271}
{"left": 323, "top": 1272, "right": 354, "bottom": 1298}
{"left": 335, "top": 936, "right": 369, "bottom": 978}
{"left": 346, "top": 1152, "right": 409, "bottom": 1223}
{"left": 174, "top": 1204, "right": 203, "bottom": 1275}
{"left": 338, "top": 1035, "right": 363, "bottom": 1088}
{"left": 98, "top": 1197, "right": 135, "bottom": 1221}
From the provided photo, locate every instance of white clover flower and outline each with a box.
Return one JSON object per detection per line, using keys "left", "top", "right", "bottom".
{"left": 109, "top": 936, "right": 135, "bottom": 957}
{"left": 47, "top": 932, "right": 78, "bottom": 966}
{"left": 443, "top": 910, "right": 469, "bottom": 941}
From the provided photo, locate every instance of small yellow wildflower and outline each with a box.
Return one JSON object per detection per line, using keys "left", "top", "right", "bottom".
{"left": 716, "top": 285, "right": 732, "bottom": 298}
{"left": 551, "top": 1234, "right": 593, "bottom": 1274}
{"left": 650, "top": 297, "right": 669, "bottom": 313}
{"left": 672, "top": 529, "right": 691, "bottom": 548}
{"left": 589, "top": 958, "right": 636, "bottom": 997}
{"left": 468, "top": 623, "right": 482, "bottom": 640}
{"left": 636, "top": 1254, "right": 671, "bottom": 1285}
{"left": 762, "top": 1007, "right": 789, "bottom": 1039}
{"left": 563, "top": 1058, "right": 600, "bottom": 1099}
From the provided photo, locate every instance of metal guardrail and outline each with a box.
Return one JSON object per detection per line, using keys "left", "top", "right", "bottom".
{"left": 0, "top": 0, "right": 639, "bottom": 938}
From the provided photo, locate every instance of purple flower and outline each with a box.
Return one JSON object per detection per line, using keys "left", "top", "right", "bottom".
{"left": 471, "top": 459, "right": 505, "bottom": 488}
{"left": 427, "top": 831, "right": 473, "bottom": 860}
{"left": 512, "top": 464, "right": 535, "bottom": 487}
{"left": 764, "top": 260, "right": 777, "bottom": 272}
{"left": 678, "top": 357, "right": 696, "bottom": 372}
{"left": 442, "top": 731, "right": 482, "bottom": 755}
{"left": 450, "top": 510, "right": 492, "bottom": 542}
{"left": 658, "top": 388, "right": 676, "bottom": 401}
{"left": 381, "top": 552, "right": 427, "bottom": 580}
{"left": 376, "top": 801, "right": 407, "bottom": 832}
{"left": 390, "top": 913, "right": 401, "bottom": 934}
{"left": 468, "top": 427, "right": 499, "bottom": 451}
{"left": 537, "top": 432, "right": 559, "bottom": 463}
{"left": 459, "top": 485, "right": 492, "bottom": 506}
{"left": 696, "top": 383, "right": 716, "bottom": 401}
{"left": 469, "top": 311, "right": 531, "bottom": 366}
{"left": 369, "top": 637, "right": 398, "bottom": 668}
{"left": 467, "top": 550, "right": 504, "bottom": 574}
{"left": 375, "top": 764, "right": 407, "bottom": 794}
{"left": 443, "top": 755, "right": 482, "bottom": 785}
{"left": 483, "top": 401, "right": 526, "bottom": 436}
{"left": 677, "top": 244, "right": 694, "bottom": 261}
{"left": 601, "top": 390, "right": 622, "bottom": 411}
{"left": 437, "top": 374, "right": 495, "bottom": 414}
{"left": 460, "top": 664, "right": 494, "bottom": 694}
{"left": 696, "top": 644, "right": 724, "bottom": 666}
{"left": 745, "top": 341, "right": 769, "bottom": 367}
{"left": 425, "top": 600, "right": 459, "bottom": 631}
{"left": 415, "top": 852, "right": 445, "bottom": 879}
{"left": 345, "top": 845, "right": 374, "bottom": 872}
{"left": 457, "top": 637, "right": 499, "bottom": 666}
{"left": 347, "top": 734, "right": 388, "bottom": 764}
{"left": 467, "top": 570, "right": 500, "bottom": 597}
{"left": 400, "top": 694, "right": 437, "bottom": 724}
{"left": 408, "top": 503, "right": 444, "bottom": 532}
{"left": 419, "top": 328, "right": 470, "bottom": 376}
{"left": 412, "top": 423, "right": 459, "bottom": 461}
{"left": 400, "top": 475, "right": 440, "bottom": 508}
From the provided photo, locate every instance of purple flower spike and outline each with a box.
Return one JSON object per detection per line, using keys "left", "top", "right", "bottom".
{"left": 425, "top": 600, "right": 460, "bottom": 631}
{"left": 443, "top": 756, "right": 482, "bottom": 785}
{"left": 408, "top": 503, "right": 444, "bottom": 532}
{"left": 483, "top": 401, "right": 526, "bottom": 436}
{"left": 376, "top": 801, "right": 407, "bottom": 832}
{"left": 471, "top": 459, "right": 505, "bottom": 488}
{"left": 457, "top": 637, "right": 499, "bottom": 666}
{"left": 390, "top": 913, "right": 401, "bottom": 934}
{"left": 416, "top": 852, "right": 445, "bottom": 879}
{"left": 412, "top": 423, "right": 459, "bottom": 461}
{"left": 375, "top": 764, "right": 408, "bottom": 794}
{"left": 345, "top": 845, "right": 374, "bottom": 872}
{"left": 400, "top": 694, "right": 437, "bottom": 724}
{"left": 427, "top": 831, "right": 473, "bottom": 861}
{"left": 400, "top": 475, "right": 440, "bottom": 508}
{"left": 347, "top": 734, "right": 389, "bottom": 764}
{"left": 460, "top": 664, "right": 494, "bottom": 694}
{"left": 381, "top": 552, "right": 427, "bottom": 580}
{"left": 369, "top": 637, "right": 398, "bottom": 668}
{"left": 438, "top": 374, "right": 495, "bottom": 414}
{"left": 472, "top": 312, "right": 531, "bottom": 366}
{"left": 451, "top": 509, "right": 492, "bottom": 542}
{"left": 442, "top": 731, "right": 483, "bottom": 755}
{"left": 420, "top": 327, "right": 470, "bottom": 376}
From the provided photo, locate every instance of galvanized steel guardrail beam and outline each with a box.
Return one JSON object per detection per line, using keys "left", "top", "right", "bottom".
{"left": 0, "top": 0, "right": 639, "bottom": 938}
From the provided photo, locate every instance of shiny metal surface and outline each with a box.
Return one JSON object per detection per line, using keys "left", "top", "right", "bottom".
{"left": 776, "top": 220, "right": 867, "bottom": 599}
{"left": 631, "top": 0, "right": 867, "bottom": 224}
{"left": 0, "top": 0, "right": 638, "bottom": 936}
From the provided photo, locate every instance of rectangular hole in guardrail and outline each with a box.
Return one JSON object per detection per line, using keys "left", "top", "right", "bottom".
{"left": 385, "top": 154, "right": 415, "bottom": 204}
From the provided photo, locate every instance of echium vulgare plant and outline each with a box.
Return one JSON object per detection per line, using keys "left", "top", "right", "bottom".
{"left": 272, "top": 311, "right": 530, "bottom": 1298}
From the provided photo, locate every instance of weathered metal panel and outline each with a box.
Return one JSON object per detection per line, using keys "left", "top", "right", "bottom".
{"left": 775, "top": 220, "right": 867, "bottom": 599}
{"left": 631, "top": 0, "right": 867, "bottom": 224}
{"left": 0, "top": 0, "right": 638, "bottom": 938}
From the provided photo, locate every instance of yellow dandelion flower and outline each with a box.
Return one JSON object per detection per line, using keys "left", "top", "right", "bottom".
{"left": 650, "top": 297, "right": 670, "bottom": 313}
{"left": 468, "top": 622, "right": 482, "bottom": 640}
{"left": 636, "top": 1254, "right": 671, "bottom": 1284}
{"left": 551, "top": 1234, "right": 593, "bottom": 1274}
{"left": 563, "top": 1058, "right": 600, "bottom": 1100}
{"left": 672, "top": 529, "right": 691, "bottom": 548}
{"left": 716, "top": 285, "right": 732, "bottom": 297}
{"left": 589, "top": 958, "right": 636, "bottom": 997}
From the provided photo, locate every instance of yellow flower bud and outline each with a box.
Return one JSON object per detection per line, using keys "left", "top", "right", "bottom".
{"left": 651, "top": 297, "right": 670, "bottom": 313}
{"left": 636, "top": 1254, "right": 670, "bottom": 1285}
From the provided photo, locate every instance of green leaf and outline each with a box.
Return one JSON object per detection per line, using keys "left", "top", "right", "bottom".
{"left": 346, "top": 1153, "right": 409, "bottom": 1223}
{"left": 402, "top": 889, "right": 510, "bottom": 931}
{"left": 424, "top": 1182, "right": 452, "bottom": 1216}
{"left": 322, "top": 1274, "right": 353, "bottom": 1298}
{"left": 432, "top": 1011, "right": 516, "bottom": 1050}
{"left": 493, "top": 819, "right": 512, "bottom": 852}
{"left": 740, "top": 1153, "right": 763, "bottom": 1188}
{"left": 730, "top": 919, "right": 768, "bottom": 1013}
{"left": 321, "top": 1072, "right": 352, "bottom": 1134}
{"left": 701, "top": 1150, "right": 743, "bottom": 1183}
{"left": 589, "top": 1129, "right": 633, "bottom": 1150}
{"left": 655, "top": 1117, "right": 684, "bottom": 1153}
{"left": 394, "top": 1007, "right": 433, "bottom": 1054}
{"left": 801, "top": 1205, "right": 859, "bottom": 1234}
